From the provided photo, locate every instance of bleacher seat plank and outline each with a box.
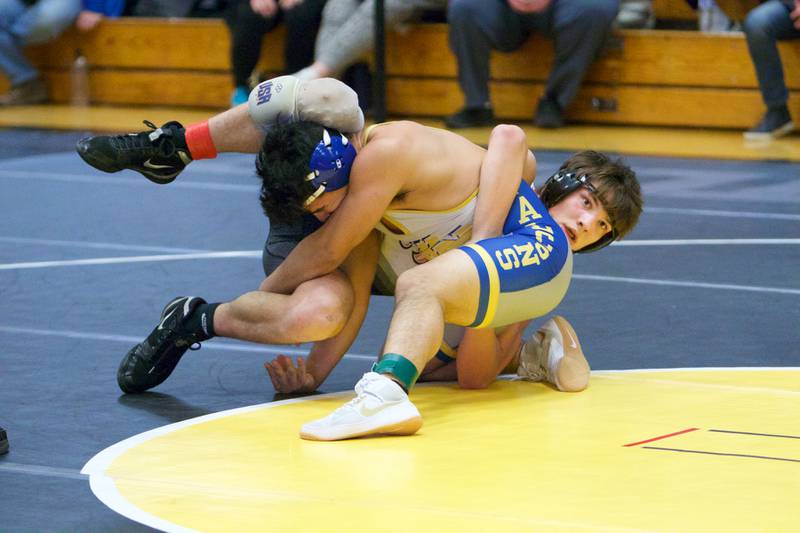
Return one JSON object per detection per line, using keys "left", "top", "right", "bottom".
{"left": 387, "top": 78, "right": 798, "bottom": 128}
{"left": 25, "top": 19, "right": 285, "bottom": 73}
{"left": 388, "top": 26, "right": 800, "bottom": 90}
{"left": 43, "top": 70, "right": 233, "bottom": 107}
{"left": 653, "top": 0, "right": 698, "bottom": 21}
{"left": 707, "top": 0, "right": 760, "bottom": 22}
{"left": 653, "top": 0, "right": 760, "bottom": 24}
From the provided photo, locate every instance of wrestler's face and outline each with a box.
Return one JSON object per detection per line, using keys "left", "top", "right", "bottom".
{"left": 307, "top": 186, "right": 349, "bottom": 222}
{"left": 548, "top": 187, "right": 612, "bottom": 252}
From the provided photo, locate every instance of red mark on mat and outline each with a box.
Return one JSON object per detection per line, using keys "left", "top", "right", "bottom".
{"left": 623, "top": 427, "right": 700, "bottom": 447}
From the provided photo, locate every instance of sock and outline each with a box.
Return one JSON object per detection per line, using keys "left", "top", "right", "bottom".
{"left": 372, "top": 353, "right": 419, "bottom": 392}
{"left": 172, "top": 126, "right": 188, "bottom": 152}
{"left": 185, "top": 121, "right": 218, "bottom": 160}
{"left": 179, "top": 302, "right": 220, "bottom": 341}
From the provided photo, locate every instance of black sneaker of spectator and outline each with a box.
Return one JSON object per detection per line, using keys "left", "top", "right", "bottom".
{"left": 76, "top": 120, "right": 192, "bottom": 184}
{"left": 0, "top": 77, "right": 48, "bottom": 106}
{"left": 534, "top": 97, "right": 564, "bottom": 129}
{"left": 445, "top": 106, "right": 495, "bottom": 129}
{"left": 0, "top": 426, "right": 8, "bottom": 455}
{"left": 744, "top": 106, "right": 794, "bottom": 141}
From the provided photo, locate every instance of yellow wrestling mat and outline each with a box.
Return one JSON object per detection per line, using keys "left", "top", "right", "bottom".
{"left": 82, "top": 368, "right": 800, "bottom": 532}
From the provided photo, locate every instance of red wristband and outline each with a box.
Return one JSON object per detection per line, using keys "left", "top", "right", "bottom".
{"left": 185, "top": 120, "right": 217, "bottom": 160}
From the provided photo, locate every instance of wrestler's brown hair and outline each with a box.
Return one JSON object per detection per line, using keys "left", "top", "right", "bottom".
{"left": 558, "top": 150, "right": 643, "bottom": 239}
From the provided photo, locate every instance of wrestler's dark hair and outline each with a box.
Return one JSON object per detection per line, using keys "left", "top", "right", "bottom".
{"left": 255, "top": 121, "right": 324, "bottom": 225}
{"left": 558, "top": 150, "right": 643, "bottom": 240}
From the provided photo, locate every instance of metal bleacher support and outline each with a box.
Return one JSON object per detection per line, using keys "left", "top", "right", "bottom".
{"left": 373, "top": 0, "right": 387, "bottom": 123}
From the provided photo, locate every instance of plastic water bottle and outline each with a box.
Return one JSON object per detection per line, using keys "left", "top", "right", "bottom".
{"left": 70, "top": 50, "right": 90, "bottom": 106}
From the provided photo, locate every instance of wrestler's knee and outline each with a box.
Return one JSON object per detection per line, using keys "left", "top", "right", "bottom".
{"left": 394, "top": 266, "right": 434, "bottom": 303}
{"left": 489, "top": 124, "right": 526, "bottom": 147}
{"left": 287, "top": 278, "right": 354, "bottom": 340}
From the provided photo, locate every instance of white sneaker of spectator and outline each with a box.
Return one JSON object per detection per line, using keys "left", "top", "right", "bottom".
{"left": 615, "top": 0, "right": 655, "bottom": 29}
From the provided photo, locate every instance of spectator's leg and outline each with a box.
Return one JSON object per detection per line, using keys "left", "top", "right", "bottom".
{"left": 742, "top": 0, "right": 800, "bottom": 139}
{"left": 743, "top": 1, "right": 799, "bottom": 111}
{"left": 0, "top": 0, "right": 80, "bottom": 104}
{"left": 283, "top": 0, "right": 327, "bottom": 73}
{"left": 445, "top": 0, "right": 525, "bottom": 127}
{"left": 223, "top": 0, "right": 279, "bottom": 106}
{"left": 0, "top": 1, "right": 37, "bottom": 87}
{"left": 308, "top": 0, "right": 421, "bottom": 78}
{"left": 542, "top": 0, "right": 618, "bottom": 125}
{"left": 14, "top": 0, "right": 81, "bottom": 45}
{"left": 299, "top": 0, "right": 359, "bottom": 79}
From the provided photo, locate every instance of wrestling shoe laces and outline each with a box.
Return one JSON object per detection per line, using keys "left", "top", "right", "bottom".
{"left": 76, "top": 120, "right": 191, "bottom": 184}
{"left": 336, "top": 373, "right": 390, "bottom": 415}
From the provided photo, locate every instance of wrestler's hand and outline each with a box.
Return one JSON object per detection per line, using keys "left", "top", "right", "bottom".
{"left": 250, "top": 0, "right": 278, "bottom": 17}
{"left": 265, "top": 354, "right": 315, "bottom": 393}
{"left": 508, "top": 0, "right": 551, "bottom": 14}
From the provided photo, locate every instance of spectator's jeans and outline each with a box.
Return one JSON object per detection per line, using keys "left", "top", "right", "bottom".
{"left": 743, "top": 0, "right": 800, "bottom": 110}
{"left": 448, "top": 0, "right": 618, "bottom": 110}
{"left": 0, "top": 0, "right": 81, "bottom": 85}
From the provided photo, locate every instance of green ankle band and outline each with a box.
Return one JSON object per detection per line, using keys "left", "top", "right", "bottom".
{"left": 372, "top": 353, "right": 419, "bottom": 390}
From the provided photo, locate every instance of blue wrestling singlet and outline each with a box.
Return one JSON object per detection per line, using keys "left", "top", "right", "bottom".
{"left": 460, "top": 181, "right": 572, "bottom": 329}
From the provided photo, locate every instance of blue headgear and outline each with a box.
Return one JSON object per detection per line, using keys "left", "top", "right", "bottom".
{"left": 539, "top": 170, "right": 617, "bottom": 254}
{"left": 304, "top": 128, "right": 356, "bottom": 205}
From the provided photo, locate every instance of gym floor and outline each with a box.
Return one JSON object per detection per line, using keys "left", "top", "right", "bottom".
{"left": 0, "top": 117, "right": 797, "bottom": 531}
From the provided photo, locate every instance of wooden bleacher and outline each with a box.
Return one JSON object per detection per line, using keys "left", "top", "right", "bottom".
{"left": 2, "top": 8, "right": 798, "bottom": 130}
{"left": 653, "top": 0, "right": 698, "bottom": 22}
{"left": 654, "top": 0, "right": 758, "bottom": 24}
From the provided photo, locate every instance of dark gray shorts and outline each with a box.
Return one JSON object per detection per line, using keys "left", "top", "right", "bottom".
{"left": 263, "top": 214, "right": 388, "bottom": 296}
{"left": 261, "top": 214, "right": 322, "bottom": 276}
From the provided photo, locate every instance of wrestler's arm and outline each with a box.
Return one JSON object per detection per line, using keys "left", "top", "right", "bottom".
{"left": 300, "top": 231, "right": 380, "bottom": 390}
{"left": 418, "top": 321, "right": 530, "bottom": 386}
{"left": 471, "top": 125, "right": 536, "bottom": 241}
{"left": 261, "top": 136, "right": 407, "bottom": 295}
{"left": 456, "top": 321, "right": 530, "bottom": 389}
{"left": 417, "top": 359, "right": 458, "bottom": 382}
{"left": 266, "top": 231, "right": 380, "bottom": 393}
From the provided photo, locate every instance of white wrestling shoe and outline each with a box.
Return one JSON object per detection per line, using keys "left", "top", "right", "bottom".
{"left": 517, "top": 316, "right": 590, "bottom": 392}
{"left": 300, "top": 372, "right": 423, "bottom": 441}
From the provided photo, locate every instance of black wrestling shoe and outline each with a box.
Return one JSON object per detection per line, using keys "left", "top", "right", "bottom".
{"left": 0, "top": 426, "right": 8, "bottom": 455}
{"left": 76, "top": 120, "right": 192, "bottom": 184}
{"left": 117, "top": 296, "right": 206, "bottom": 393}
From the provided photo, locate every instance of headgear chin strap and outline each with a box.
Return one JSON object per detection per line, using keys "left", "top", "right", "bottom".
{"left": 304, "top": 128, "right": 356, "bottom": 206}
{"left": 539, "top": 170, "right": 617, "bottom": 254}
